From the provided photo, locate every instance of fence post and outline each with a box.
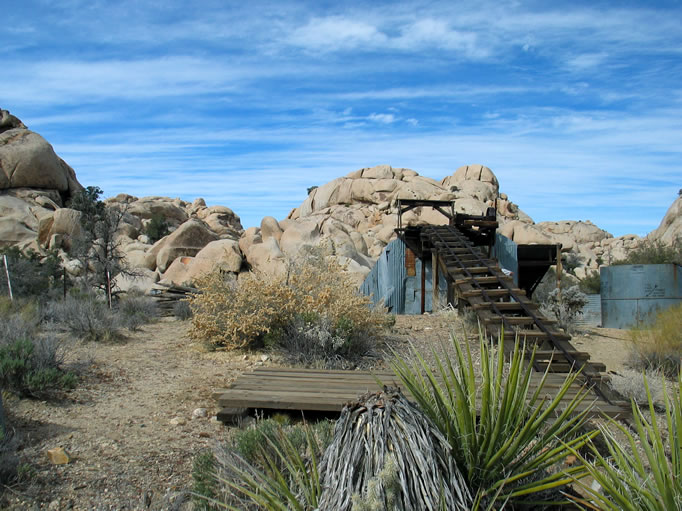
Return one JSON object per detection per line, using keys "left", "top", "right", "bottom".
{"left": 3, "top": 255, "right": 13, "bottom": 301}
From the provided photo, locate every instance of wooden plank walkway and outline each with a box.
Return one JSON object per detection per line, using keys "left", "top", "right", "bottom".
{"left": 214, "top": 367, "right": 631, "bottom": 422}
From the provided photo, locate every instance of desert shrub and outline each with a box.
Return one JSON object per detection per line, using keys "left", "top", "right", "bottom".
{"left": 0, "top": 423, "right": 18, "bottom": 486}
{"left": 49, "top": 295, "right": 123, "bottom": 342}
{"left": 613, "top": 236, "right": 682, "bottom": 265}
{"left": 189, "top": 256, "right": 389, "bottom": 365}
{"left": 562, "top": 251, "right": 582, "bottom": 276}
{"left": 578, "top": 269, "right": 601, "bottom": 294}
{"left": 0, "top": 336, "right": 76, "bottom": 397}
{"left": 628, "top": 302, "right": 682, "bottom": 377}
{"left": 173, "top": 300, "right": 192, "bottom": 320}
{"left": 116, "top": 294, "right": 158, "bottom": 331}
{"left": 608, "top": 368, "right": 669, "bottom": 408}
{"left": 0, "top": 247, "right": 63, "bottom": 300}
{"left": 567, "top": 372, "right": 682, "bottom": 510}
{"left": 144, "top": 212, "right": 170, "bottom": 243}
{"left": 194, "top": 418, "right": 334, "bottom": 510}
{"left": 541, "top": 285, "right": 588, "bottom": 332}
{"left": 390, "top": 333, "right": 596, "bottom": 507}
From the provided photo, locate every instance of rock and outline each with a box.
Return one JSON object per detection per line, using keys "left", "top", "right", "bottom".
{"left": 649, "top": 196, "right": 682, "bottom": 244}
{"left": 113, "top": 269, "right": 158, "bottom": 294}
{"left": 192, "top": 408, "right": 208, "bottom": 419}
{"left": 126, "top": 197, "right": 189, "bottom": 226}
{"left": 0, "top": 122, "right": 82, "bottom": 197}
{"left": 46, "top": 447, "right": 70, "bottom": 465}
{"left": 260, "top": 354, "right": 269, "bottom": 362}
{"left": 261, "top": 216, "right": 283, "bottom": 243}
{"left": 40, "top": 208, "right": 83, "bottom": 249}
{"left": 245, "top": 237, "right": 287, "bottom": 275}
{"left": 499, "top": 220, "right": 553, "bottom": 245}
{"left": 169, "top": 417, "right": 186, "bottom": 426}
{"left": 161, "top": 238, "right": 243, "bottom": 285}
{"left": 155, "top": 219, "right": 219, "bottom": 272}
{"left": 442, "top": 164, "right": 499, "bottom": 192}
{"left": 279, "top": 219, "right": 322, "bottom": 257}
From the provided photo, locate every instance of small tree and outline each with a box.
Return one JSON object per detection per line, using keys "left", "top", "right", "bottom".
{"left": 68, "top": 186, "right": 139, "bottom": 297}
{"left": 144, "top": 212, "right": 169, "bottom": 243}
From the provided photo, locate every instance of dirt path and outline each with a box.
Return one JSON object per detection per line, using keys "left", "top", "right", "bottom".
{"left": 2, "top": 318, "right": 253, "bottom": 510}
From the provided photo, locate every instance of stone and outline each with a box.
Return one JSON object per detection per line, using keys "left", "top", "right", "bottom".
{"left": 0, "top": 125, "right": 82, "bottom": 196}
{"left": 126, "top": 197, "right": 189, "bottom": 226}
{"left": 46, "top": 447, "right": 70, "bottom": 465}
{"left": 261, "top": 216, "right": 284, "bottom": 243}
{"left": 155, "top": 219, "right": 219, "bottom": 272}
{"left": 650, "top": 196, "right": 682, "bottom": 244}
{"left": 192, "top": 408, "right": 208, "bottom": 419}
{"left": 279, "top": 219, "right": 321, "bottom": 257}
{"left": 169, "top": 417, "right": 186, "bottom": 426}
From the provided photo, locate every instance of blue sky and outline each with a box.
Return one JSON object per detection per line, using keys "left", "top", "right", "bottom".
{"left": 2, "top": 1, "right": 681, "bottom": 236}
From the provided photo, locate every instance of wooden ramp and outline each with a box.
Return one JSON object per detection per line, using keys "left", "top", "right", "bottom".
{"left": 214, "top": 367, "right": 630, "bottom": 423}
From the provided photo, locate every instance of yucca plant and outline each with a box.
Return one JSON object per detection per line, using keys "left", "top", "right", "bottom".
{"left": 200, "top": 425, "right": 322, "bottom": 510}
{"left": 389, "top": 332, "right": 597, "bottom": 507}
{"left": 566, "top": 372, "right": 682, "bottom": 510}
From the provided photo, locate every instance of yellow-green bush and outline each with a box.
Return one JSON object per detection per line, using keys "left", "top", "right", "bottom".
{"left": 629, "top": 302, "right": 682, "bottom": 376}
{"left": 188, "top": 257, "right": 389, "bottom": 356}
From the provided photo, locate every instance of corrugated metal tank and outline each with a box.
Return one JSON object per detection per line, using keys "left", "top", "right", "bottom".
{"left": 360, "top": 238, "right": 448, "bottom": 314}
{"left": 601, "top": 264, "right": 682, "bottom": 328}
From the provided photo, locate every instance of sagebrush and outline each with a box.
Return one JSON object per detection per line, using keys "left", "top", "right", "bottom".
{"left": 188, "top": 257, "right": 389, "bottom": 365}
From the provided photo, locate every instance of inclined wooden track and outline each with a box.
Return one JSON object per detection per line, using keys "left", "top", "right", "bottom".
{"left": 420, "top": 224, "right": 610, "bottom": 393}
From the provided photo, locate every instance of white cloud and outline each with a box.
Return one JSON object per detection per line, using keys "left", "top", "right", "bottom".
{"left": 288, "top": 16, "right": 387, "bottom": 51}
{"left": 368, "top": 113, "right": 396, "bottom": 124}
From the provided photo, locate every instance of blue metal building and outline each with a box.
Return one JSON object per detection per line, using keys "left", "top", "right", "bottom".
{"left": 601, "top": 264, "right": 682, "bottom": 328}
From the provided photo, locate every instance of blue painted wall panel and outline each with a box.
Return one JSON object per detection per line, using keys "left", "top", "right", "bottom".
{"left": 601, "top": 264, "right": 682, "bottom": 328}
{"left": 361, "top": 239, "right": 448, "bottom": 314}
{"left": 492, "top": 233, "right": 519, "bottom": 287}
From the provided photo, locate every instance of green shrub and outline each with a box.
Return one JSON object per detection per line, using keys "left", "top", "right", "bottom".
{"left": 613, "top": 236, "right": 682, "bottom": 265}
{"left": 542, "top": 285, "right": 588, "bottom": 333}
{"left": 390, "top": 332, "right": 596, "bottom": 507}
{"left": 628, "top": 302, "right": 682, "bottom": 377}
{"left": 195, "top": 418, "right": 334, "bottom": 510}
{"left": 578, "top": 269, "right": 601, "bottom": 294}
{"left": 567, "top": 372, "right": 682, "bottom": 510}
{"left": 0, "top": 247, "right": 63, "bottom": 300}
{"left": 49, "top": 295, "right": 123, "bottom": 342}
{"left": 116, "top": 294, "right": 158, "bottom": 331}
{"left": 144, "top": 212, "right": 169, "bottom": 243}
{"left": 173, "top": 300, "right": 192, "bottom": 320}
{"left": 0, "top": 337, "right": 75, "bottom": 397}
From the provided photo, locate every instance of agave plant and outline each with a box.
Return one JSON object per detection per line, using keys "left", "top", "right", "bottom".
{"left": 204, "top": 425, "right": 322, "bottom": 511}
{"left": 389, "top": 332, "right": 597, "bottom": 507}
{"left": 567, "top": 372, "right": 682, "bottom": 510}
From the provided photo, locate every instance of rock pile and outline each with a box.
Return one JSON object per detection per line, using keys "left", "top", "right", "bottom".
{"left": 1, "top": 108, "right": 679, "bottom": 293}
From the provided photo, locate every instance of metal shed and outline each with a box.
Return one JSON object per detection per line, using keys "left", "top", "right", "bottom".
{"left": 601, "top": 264, "right": 682, "bottom": 328}
{"left": 360, "top": 238, "right": 448, "bottom": 314}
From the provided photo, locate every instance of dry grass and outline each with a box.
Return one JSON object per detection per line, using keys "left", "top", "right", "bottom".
{"left": 628, "top": 302, "right": 682, "bottom": 377}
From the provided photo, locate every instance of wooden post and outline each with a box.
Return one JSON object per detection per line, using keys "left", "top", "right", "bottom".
{"left": 107, "top": 270, "right": 112, "bottom": 309}
{"left": 420, "top": 256, "right": 426, "bottom": 314}
{"left": 432, "top": 251, "right": 439, "bottom": 312}
{"left": 556, "top": 244, "right": 563, "bottom": 299}
{"left": 3, "top": 255, "right": 13, "bottom": 301}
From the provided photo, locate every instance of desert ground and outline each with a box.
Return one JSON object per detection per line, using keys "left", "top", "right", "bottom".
{"left": 1, "top": 314, "right": 632, "bottom": 510}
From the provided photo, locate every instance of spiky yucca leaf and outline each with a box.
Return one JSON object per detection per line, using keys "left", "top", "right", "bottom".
{"left": 567, "top": 372, "right": 682, "bottom": 511}
{"left": 204, "top": 425, "right": 321, "bottom": 511}
{"left": 389, "top": 331, "right": 596, "bottom": 506}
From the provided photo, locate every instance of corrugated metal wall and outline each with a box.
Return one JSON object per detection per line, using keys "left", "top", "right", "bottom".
{"left": 360, "top": 238, "right": 448, "bottom": 314}
{"left": 575, "top": 294, "right": 602, "bottom": 328}
{"left": 492, "top": 233, "right": 519, "bottom": 286}
{"left": 601, "top": 264, "right": 682, "bottom": 328}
